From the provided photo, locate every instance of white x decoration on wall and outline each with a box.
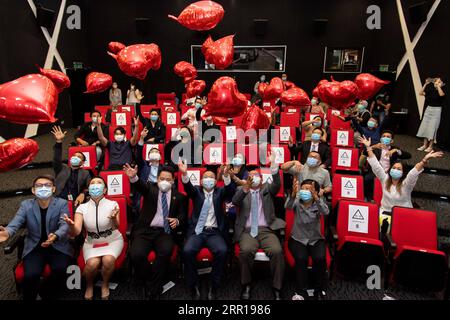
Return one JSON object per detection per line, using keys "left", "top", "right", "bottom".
{"left": 25, "top": 0, "right": 67, "bottom": 138}
{"left": 395, "top": 0, "right": 441, "bottom": 119}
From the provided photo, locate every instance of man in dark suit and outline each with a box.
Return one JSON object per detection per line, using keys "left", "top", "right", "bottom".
{"left": 363, "top": 130, "right": 411, "bottom": 199}
{"left": 51, "top": 126, "right": 91, "bottom": 208}
{"left": 179, "top": 161, "right": 234, "bottom": 300}
{"left": 124, "top": 164, "right": 187, "bottom": 300}
{"left": 288, "top": 128, "right": 331, "bottom": 168}
{"left": 232, "top": 153, "right": 286, "bottom": 300}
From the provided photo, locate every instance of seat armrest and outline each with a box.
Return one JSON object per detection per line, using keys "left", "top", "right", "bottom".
{"left": 385, "top": 233, "right": 397, "bottom": 249}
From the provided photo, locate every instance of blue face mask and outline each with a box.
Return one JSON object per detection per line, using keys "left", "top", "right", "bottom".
{"left": 390, "top": 168, "right": 403, "bottom": 180}
{"left": 311, "top": 133, "right": 321, "bottom": 141}
{"left": 232, "top": 157, "right": 243, "bottom": 166}
{"left": 35, "top": 186, "right": 53, "bottom": 200}
{"left": 150, "top": 115, "right": 158, "bottom": 121}
{"left": 367, "top": 121, "right": 376, "bottom": 128}
{"left": 313, "top": 121, "right": 322, "bottom": 127}
{"left": 380, "top": 137, "right": 391, "bottom": 145}
{"left": 195, "top": 103, "right": 202, "bottom": 109}
{"left": 297, "top": 190, "right": 312, "bottom": 202}
{"left": 306, "top": 157, "right": 319, "bottom": 167}
{"left": 70, "top": 156, "right": 82, "bottom": 167}
{"left": 357, "top": 104, "right": 365, "bottom": 111}
{"left": 202, "top": 177, "right": 216, "bottom": 190}
{"left": 89, "top": 184, "right": 105, "bottom": 198}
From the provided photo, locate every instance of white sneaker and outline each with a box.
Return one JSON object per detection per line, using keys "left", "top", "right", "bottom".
{"left": 417, "top": 145, "right": 427, "bottom": 151}
{"left": 292, "top": 293, "right": 305, "bottom": 300}
{"left": 424, "top": 147, "right": 434, "bottom": 152}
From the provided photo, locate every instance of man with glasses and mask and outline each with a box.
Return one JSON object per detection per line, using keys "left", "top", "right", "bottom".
{"left": 0, "top": 175, "right": 73, "bottom": 300}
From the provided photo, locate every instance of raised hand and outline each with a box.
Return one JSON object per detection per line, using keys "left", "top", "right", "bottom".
{"left": 51, "top": 125, "right": 67, "bottom": 143}
{"left": 62, "top": 214, "right": 75, "bottom": 226}
{"left": 359, "top": 135, "right": 371, "bottom": 148}
{"left": 178, "top": 159, "right": 188, "bottom": 175}
{"left": 123, "top": 163, "right": 138, "bottom": 178}
{"left": 140, "top": 128, "right": 149, "bottom": 139}
{"left": 133, "top": 116, "right": 139, "bottom": 126}
{"left": 243, "top": 175, "right": 254, "bottom": 192}
{"left": 108, "top": 207, "right": 119, "bottom": 219}
{"left": 288, "top": 135, "right": 294, "bottom": 147}
{"left": 424, "top": 150, "right": 444, "bottom": 161}
{"left": 0, "top": 226, "right": 10, "bottom": 243}
{"left": 41, "top": 233, "right": 57, "bottom": 248}
{"left": 291, "top": 177, "right": 299, "bottom": 198}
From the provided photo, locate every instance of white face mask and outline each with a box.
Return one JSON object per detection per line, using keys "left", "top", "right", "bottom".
{"left": 115, "top": 134, "right": 125, "bottom": 142}
{"left": 158, "top": 180, "right": 172, "bottom": 192}
{"left": 149, "top": 153, "right": 161, "bottom": 161}
{"left": 252, "top": 176, "right": 261, "bottom": 187}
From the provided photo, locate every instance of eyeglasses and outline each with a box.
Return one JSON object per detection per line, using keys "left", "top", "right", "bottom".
{"left": 34, "top": 183, "right": 53, "bottom": 188}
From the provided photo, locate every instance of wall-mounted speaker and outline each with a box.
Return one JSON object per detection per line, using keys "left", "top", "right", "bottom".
{"left": 312, "top": 19, "right": 328, "bottom": 36}
{"left": 409, "top": 1, "right": 428, "bottom": 24}
{"left": 254, "top": 19, "right": 268, "bottom": 36}
{"left": 135, "top": 18, "right": 150, "bottom": 36}
{"left": 36, "top": 5, "right": 55, "bottom": 28}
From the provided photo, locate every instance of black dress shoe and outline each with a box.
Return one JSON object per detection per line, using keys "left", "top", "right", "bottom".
{"left": 240, "top": 285, "right": 251, "bottom": 300}
{"left": 191, "top": 286, "right": 201, "bottom": 300}
{"left": 272, "top": 289, "right": 282, "bottom": 301}
{"left": 207, "top": 286, "right": 217, "bottom": 300}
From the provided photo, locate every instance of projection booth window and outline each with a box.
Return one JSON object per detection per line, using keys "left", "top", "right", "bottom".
{"left": 323, "top": 47, "right": 365, "bottom": 73}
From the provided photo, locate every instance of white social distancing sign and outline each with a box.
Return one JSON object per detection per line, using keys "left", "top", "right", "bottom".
{"left": 348, "top": 204, "right": 369, "bottom": 233}
{"left": 341, "top": 177, "right": 357, "bottom": 198}
{"left": 108, "top": 174, "right": 123, "bottom": 195}
{"left": 337, "top": 149, "right": 352, "bottom": 167}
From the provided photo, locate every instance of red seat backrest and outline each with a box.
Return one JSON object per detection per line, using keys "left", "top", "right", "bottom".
{"left": 142, "top": 144, "right": 165, "bottom": 164}
{"left": 95, "top": 106, "right": 112, "bottom": 123}
{"left": 373, "top": 178, "right": 382, "bottom": 207}
{"left": 100, "top": 171, "right": 130, "bottom": 203}
{"left": 331, "top": 174, "right": 364, "bottom": 208}
{"left": 84, "top": 112, "right": 91, "bottom": 122}
{"left": 330, "top": 114, "right": 351, "bottom": 130}
{"left": 177, "top": 168, "right": 207, "bottom": 195}
{"left": 337, "top": 200, "right": 380, "bottom": 244}
{"left": 330, "top": 128, "right": 354, "bottom": 147}
{"left": 326, "top": 108, "right": 341, "bottom": 119}
{"left": 391, "top": 207, "right": 438, "bottom": 250}
{"left": 280, "top": 112, "right": 300, "bottom": 126}
{"left": 68, "top": 146, "right": 97, "bottom": 171}
{"left": 117, "top": 105, "right": 136, "bottom": 118}
{"left": 236, "top": 143, "right": 261, "bottom": 166}
{"left": 140, "top": 105, "right": 159, "bottom": 119}
{"left": 161, "top": 111, "right": 180, "bottom": 126}
{"left": 274, "top": 126, "right": 296, "bottom": 144}
{"left": 111, "top": 110, "right": 132, "bottom": 127}
{"left": 331, "top": 147, "right": 360, "bottom": 174}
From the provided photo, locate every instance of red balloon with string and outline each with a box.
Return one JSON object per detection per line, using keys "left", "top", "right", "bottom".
{"left": 168, "top": 1, "right": 224, "bottom": 31}
{"left": 0, "top": 138, "right": 39, "bottom": 172}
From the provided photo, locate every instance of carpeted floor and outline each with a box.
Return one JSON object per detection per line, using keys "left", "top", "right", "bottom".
{"left": 0, "top": 131, "right": 449, "bottom": 300}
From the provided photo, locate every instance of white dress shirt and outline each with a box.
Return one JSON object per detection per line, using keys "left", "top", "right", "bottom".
{"left": 150, "top": 189, "right": 172, "bottom": 228}
{"left": 245, "top": 189, "right": 268, "bottom": 228}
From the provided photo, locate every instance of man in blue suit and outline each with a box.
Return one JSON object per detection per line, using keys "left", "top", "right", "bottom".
{"left": 179, "top": 161, "right": 233, "bottom": 300}
{"left": 0, "top": 175, "right": 73, "bottom": 300}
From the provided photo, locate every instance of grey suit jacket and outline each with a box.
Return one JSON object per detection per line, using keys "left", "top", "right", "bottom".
{"left": 5, "top": 197, "right": 73, "bottom": 258}
{"left": 232, "top": 171, "right": 286, "bottom": 242}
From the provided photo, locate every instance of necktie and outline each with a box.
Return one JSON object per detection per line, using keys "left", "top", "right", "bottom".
{"left": 195, "top": 193, "right": 212, "bottom": 235}
{"left": 250, "top": 191, "right": 259, "bottom": 238}
{"left": 161, "top": 192, "right": 170, "bottom": 233}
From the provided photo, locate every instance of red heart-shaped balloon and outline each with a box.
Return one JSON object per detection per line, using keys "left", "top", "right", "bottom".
{"left": 284, "top": 81, "right": 296, "bottom": 90}
{"left": 281, "top": 87, "right": 311, "bottom": 106}
{"left": 37, "top": 66, "right": 70, "bottom": 93}
{"left": 85, "top": 72, "right": 113, "bottom": 94}
{"left": 354, "top": 73, "right": 390, "bottom": 100}
{"left": 0, "top": 138, "right": 39, "bottom": 172}
{"left": 108, "top": 43, "right": 161, "bottom": 80}
{"left": 240, "top": 104, "right": 271, "bottom": 131}
{"left": 202, "top": 35, "right": 234, "bottom": 70}
{"left": 0, "top": 74, "right": 58, "bottom": 124}
{"left": 174, "top": 61, "right": 197, "bottom": 84}
{"left": 262, "top": 77, "right": 284, "bottom": 100}
{"left": 204, "top": 76, "right": 247, "bottom": 117}
{"left": 317, "top": 79, "right": 359, "bottom": 109}
{"left": 168, "top": 1, "right": 224, "bottom": 31}
{"left": 258, "top": 82, "right": 268, "bottom": 97}
{"left": 108, "top": 41, "right": 126, "bottom": 54}
{"left": 186, "top": 79, "right": 206, "bottom": 98}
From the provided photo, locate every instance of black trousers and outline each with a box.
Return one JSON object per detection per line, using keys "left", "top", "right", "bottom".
{"left": 182, "top": 229, "right": 228, "bottom": 288}
{"left": 22, "top": 246, "right": 72, "bottom": 300}
{"left": 129, "top": 228, "right": 175, "bottom": 296}
{"left": 288, "top": 238, "right": 326, "bottom": 296}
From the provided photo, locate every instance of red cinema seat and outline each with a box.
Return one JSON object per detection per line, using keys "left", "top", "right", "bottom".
{"left": 162, "top": 111, "right": 180, "bottom": 126}
{"left": 274, "top": 126, "right": 296, "bottom": 144}
{"left": 326, "top": 108, "right": 341, "bottom": 120}
{"left": 373, "top": 178, "right": 382, "bottom": 207}
{"left": 331, "top": 174, "right": 364, "bottom": 209}
{"left": 262, "top": 100, "right": 276, "bottom": 108}
{"left": 236, "top": 143, "right": 261, "bottom": 166}
{"left": 243, "top": 93, "right": 251, "bottom": 101}
{"left": 332, "top": 200, "right": 385, "bottom": 279}
{"left": 284, "top": 106, "right": 302, "bottom": 113}
{"left": 388, "top": 207, "right": 448, "bottom": 291}
{"left": 231, "top": 115, "right": 244, "bottom": 127}
{"left": 111, "top": 110, "right": 132, "bottom": 127}
{"left": 165, "top": 125, "right": 180, "bottom": 143}
{"left": 280, "top": 112, "right": 300, "bottom": 127}
{"left": 267, "top": 144, "right": 290, "bottom": 167}
{"left": 140, "top": 105, "right": 159, "bottom": 119}
{"left": 157, "top": 93, "right": 176, "bottom": 108}
{"left": 117, "top": 105, "right": 136, "bottom": 118}
{"left": 68, "top": 146, "right": 98, "bottom": 175}
{"left": 330, "top": 129, "right": 354, "bottom": 148}
{"left": 108, "top": 125, "right": 132, "bottom": 141}
{"left": 331, "top": 147, "right": 360, "bottom": 174}
{"left": 84, "top": 112, "right": 91, "bottom": 122}
{"left": 304, "top": 112, "right": 325, "bottom": 122}
{"left": 77, "top": 196, "right": 128, "bottom": 271}
{"left": 330, "top": 115, "right": 351, "bottom": 130}
{"left": 142, "top": 143, "right": 165, "bottom": 164}
{"left": 284, "top": 209, "right": 331, "bottom": 270}
{"left": 99, "top": 171, "right": 131, "bottom": 205}
{"left": 203, "top": 143, "right": 228, "bottom": 166}
{"left": 95, "top": 105, "right": 112, "bottom": 123}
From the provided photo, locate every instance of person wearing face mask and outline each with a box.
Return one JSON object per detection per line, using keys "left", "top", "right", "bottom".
{"left": 109, "top": 82, "right": 122, "bottom": 107}
{"left": 182, "top": 96, "right": 205, "bottom": 135}
{"left": 308, "top": 97, "right": 325, "bottom": 114}
{"left": 201, "top": 115, "right": 220, "bottom": 143}
{"left": 288, "top": 128, "right": 331, "bottom": 168}
{"left": 123, "top": 164, "right": 186, "bottom": 300}
{"left": 126, "top": 83, "right": 144, "bottom": 106}
{"left": 370, "top": 94, "right": 391, "bottom": 124}
{"left": 360, "top": 136, "right": 443, "bottom": 233}
{"left": 232, "top": 153, "right": 286, "bottom": 300}
{"left": 281, "top": 151, "right": 332, "bottom": 200}
{"left": 417, "top": 77, "right": 446, "bottom": 152}
{"left": 62, "top": 177, "right": 123, "bottom": 300}
{"left": 74, "top": 111, "right": 108, "bottom": 160}
{"left": 361, "top": 130, "right": 411, "bottom": 200}
{"left": 339, "top": 100, "right": 371, "bottom": 127}
{"left": 301, "top": 116, "right": 327, "bottom": 142}
{"left": 97, "top": 116, "right": 139, "bottom": 170}
{"left": 135, "top": 106, "right": 166, "bottom": 143}
{"left": 51, "top": 126, "right": 91, "bottom": 208}
{"left": 352, "top": 112, "right": 391, "bottom": 145}
{"left": 0, "top": 175, "right": 73, "bottom": 300}
{"left": 168, "top": 126, "right": 201, "bottom": 169}
{"left": 179, "top": 161, "right": 234, "bottom": 300}
{"left": 285, "top": 179, "right": 329, "bottom": 300}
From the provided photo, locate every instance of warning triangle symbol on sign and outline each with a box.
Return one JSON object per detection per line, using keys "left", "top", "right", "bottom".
{"left": 111, "top": 178, "right": 120, "bottom": 186}
{"left": 266, "top": 177, "right": 273, "bottom": 184}
{"left": 340, "top": 152, "right": 349, "bottom": 159}
{"left": 169, "top": 115, "right": 174, "bottom": 120}
{"left": 212, "top": 150, "right": 218, "bottom": 157}
{"left": 118, "top": 115, "right": 124, "bottom": 121}
{"left": 352, "top": 209, "right": 364, "bottom": 220}
{"left": 344, "top": 180, "right": 354, "bottom": 188}
{"left": 282, "top": 129, "right": 289, "bottom": 135}
{"left": 339, "top": 132, "right": 347, "bottom": 138}
{"left": 189, "top": 173, "right": 198, "bottom": 182}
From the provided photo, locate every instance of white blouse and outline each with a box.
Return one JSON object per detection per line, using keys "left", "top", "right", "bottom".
{"left": 367, "top": 155, "right": 423, "bottom": 212}
{"left": 76, "top": 198, "right": 119, "bottom": 234}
